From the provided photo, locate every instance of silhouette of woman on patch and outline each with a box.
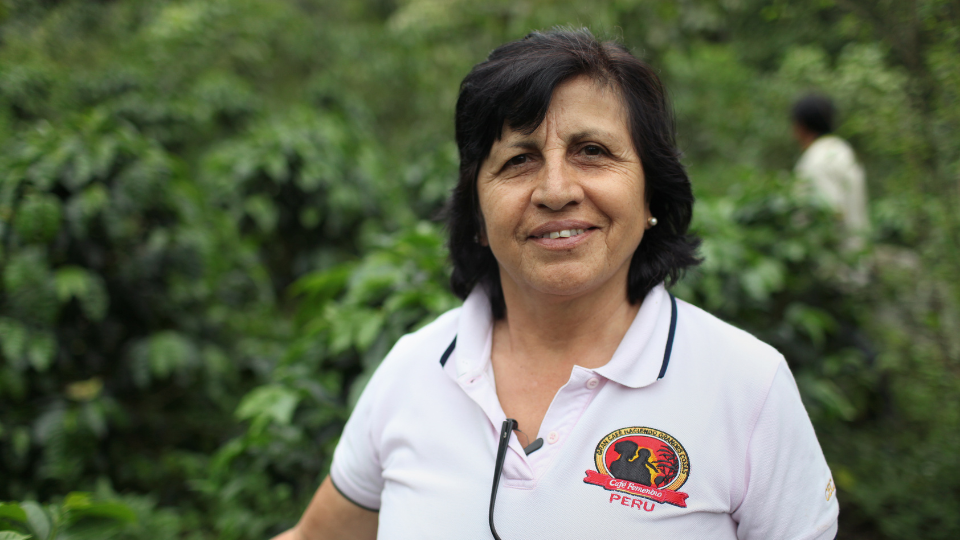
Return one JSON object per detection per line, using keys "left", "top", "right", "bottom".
{"left": 610, "top": 440, "right": 658, "bottom": 486}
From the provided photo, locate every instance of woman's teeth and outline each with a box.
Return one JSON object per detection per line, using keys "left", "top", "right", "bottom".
{"left": 540, "top": 229, "right": 585, "bottom": 239}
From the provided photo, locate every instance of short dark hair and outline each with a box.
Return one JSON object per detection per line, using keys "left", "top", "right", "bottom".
{"left": 791, "top": 94, "right": 836, "bottom": 136}
{"left": 447, "top": 28, "right": 701, "bottom": 319}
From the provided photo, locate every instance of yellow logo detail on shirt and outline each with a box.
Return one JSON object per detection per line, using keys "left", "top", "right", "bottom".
{"left": 583, "top": 426, "right": 691, "bottom": 508}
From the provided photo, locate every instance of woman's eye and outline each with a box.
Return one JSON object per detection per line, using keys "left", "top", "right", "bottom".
{"left": 507, "top": 154, "right": 529, "bottom": 167}
{"left": 583, "top": 145, "right": 603, "bottom": 156}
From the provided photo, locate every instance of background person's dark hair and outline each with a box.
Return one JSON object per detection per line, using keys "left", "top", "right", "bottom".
{"left": 791, "top": 94, "right": 836, "bottom": 136}
{"left": 447, "top": 28, "right": 701, "bottom": 319}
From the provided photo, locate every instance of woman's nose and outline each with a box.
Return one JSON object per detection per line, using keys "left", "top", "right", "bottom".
{"left": 531, "top": 155, "right": 584, "bottom": 211}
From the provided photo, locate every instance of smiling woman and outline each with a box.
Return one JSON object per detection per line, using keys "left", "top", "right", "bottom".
{"left": 273, "top": 28, "right": 839, "bottom": 540}
{"left": 476, "top": 76, "right": 650, "bottom": 314}
{"left": 450, "top": 31, "right": 701, "bottom": 323}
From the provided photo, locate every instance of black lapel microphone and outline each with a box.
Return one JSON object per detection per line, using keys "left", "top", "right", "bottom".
{"left": 489, "top": 418, "right": 517, "bottom": 540}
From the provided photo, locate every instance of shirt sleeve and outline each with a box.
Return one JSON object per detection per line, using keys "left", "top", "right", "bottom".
{"left": 732, "top": 361, "right": 839, "bottom": 540}
{"left": 328, "top": 353, "right": 393, "bottom": 511}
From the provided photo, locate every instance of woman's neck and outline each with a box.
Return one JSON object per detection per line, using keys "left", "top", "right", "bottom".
{"left": 493, "top": 275, "right": 641, "bottom": 372}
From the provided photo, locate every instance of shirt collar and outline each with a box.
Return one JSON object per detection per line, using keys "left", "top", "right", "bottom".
{"left": 450, "top": 283, "right": 673, "bottom": 389}
{"left": 594, "top": 284, "right": 673, "bottom": 389}
{"left": 452, "top": 285, "right": 494, "bottom": 380}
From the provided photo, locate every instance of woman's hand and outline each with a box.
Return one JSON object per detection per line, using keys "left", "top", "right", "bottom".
{"left": 270, "top": 476, "right": 378, "bottom": 540}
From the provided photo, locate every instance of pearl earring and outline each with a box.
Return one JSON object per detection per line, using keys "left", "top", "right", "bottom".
{"left": 647, "top": 217, "right": 658, "bottom": 227}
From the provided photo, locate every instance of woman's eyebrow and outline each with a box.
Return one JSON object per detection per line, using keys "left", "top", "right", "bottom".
{"left": 505, "top": 139, "right": 539, "bottom": 151}
{"left": 567, "top": 129, "right": 618, "bottom": 144}
{"left": 495, "top": 128, "right": 622, "bottom": 155}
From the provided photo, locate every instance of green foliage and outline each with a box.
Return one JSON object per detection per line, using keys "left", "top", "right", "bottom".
{"left": 0, "top": 494, "right": 136, "bottom": 540}
{"left": 680, "top": 185, "right": 873, "bottom": 422}
{"left": 288, "top": 222, "right": 459, "bottom": 404}
{"left": 185, "top": 223, "right": 459, "bottom": 537}
{"left": 1, "top": 1, "right": 957, "bottom": 539}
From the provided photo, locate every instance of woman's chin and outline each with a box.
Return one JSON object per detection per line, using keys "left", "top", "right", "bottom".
{"left": 507, "top": 268, "right": 618, "bottom": 302}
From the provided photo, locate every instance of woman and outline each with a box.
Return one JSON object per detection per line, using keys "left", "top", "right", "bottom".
{"left": 274, "top": 29, "right": 838, "bottom": 539}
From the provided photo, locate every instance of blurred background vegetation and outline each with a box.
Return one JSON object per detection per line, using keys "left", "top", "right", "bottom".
{"left": 0, "top": 0, "right": 957, "bottom": 538}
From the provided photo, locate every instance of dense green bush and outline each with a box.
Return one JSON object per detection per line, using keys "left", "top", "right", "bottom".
{"left": 0, "top": 494, "right": 136, "bottom": 540}
{"left": 1, "top": 1, "right": 957, "bottom": 539}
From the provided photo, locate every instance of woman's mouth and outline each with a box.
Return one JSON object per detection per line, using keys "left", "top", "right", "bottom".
{"left": 538, "top": 228, "right": 586, "bottom": 239}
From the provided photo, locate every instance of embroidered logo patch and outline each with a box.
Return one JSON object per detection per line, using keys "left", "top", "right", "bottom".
{"left": 583, "top": 426, "right": 691, "bottom": 508}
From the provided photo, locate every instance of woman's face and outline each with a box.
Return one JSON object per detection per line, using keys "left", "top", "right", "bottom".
{"left": 477, "top": 76, "right": 651, "bottom": 303}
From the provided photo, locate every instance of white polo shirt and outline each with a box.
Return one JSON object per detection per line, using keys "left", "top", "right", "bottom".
{"left": 331, "top": 284, "right": 839, "bottom": 539}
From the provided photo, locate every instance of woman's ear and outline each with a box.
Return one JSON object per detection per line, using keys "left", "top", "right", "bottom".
{"left": 477, "top": 229, "right": 489, "bottom": 247}
{"left": 476, "top": 213, "right": 489, "bottom": 246}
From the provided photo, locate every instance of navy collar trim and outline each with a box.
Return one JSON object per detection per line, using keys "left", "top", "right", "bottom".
{"left": 657, "top": 293, "right": 678, "bottom": 380}
{"left": 439, "top": 336, "right": 457, "bottom": 367}
{"left": 439, "top": 293, "right": 678, "bottom": 380}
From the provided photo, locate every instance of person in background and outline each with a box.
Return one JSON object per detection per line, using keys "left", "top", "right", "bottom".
{"left": 792, "top": 94, "right": 870, "bottom": 248}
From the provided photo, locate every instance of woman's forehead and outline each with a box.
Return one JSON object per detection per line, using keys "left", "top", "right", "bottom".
{"left": 494, "top": 77, "right": 630, "bottom": 147}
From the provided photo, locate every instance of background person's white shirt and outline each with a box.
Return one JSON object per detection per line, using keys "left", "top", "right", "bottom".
{"left": 795, "top": 134, "right": 870, "bottom": 238}
{"left": 331, "top": 285, "right": 839, "bottom": 539}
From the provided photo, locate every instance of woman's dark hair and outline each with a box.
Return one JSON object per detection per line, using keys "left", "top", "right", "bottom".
{"left": 448, "top": 28, "right": 701, "bottom": 319}
{"left": 791, "top": 94, "right": 836, "bottom": 136}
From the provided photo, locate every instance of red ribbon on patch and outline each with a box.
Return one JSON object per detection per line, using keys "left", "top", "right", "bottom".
{"left": 583, "top": 470, "right": 690, "bottom": 508}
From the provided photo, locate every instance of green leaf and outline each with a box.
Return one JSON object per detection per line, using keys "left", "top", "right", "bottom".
{"left": 298, "top": 206, "right": 320, "bottom": 229}
{"left": 0, "top": 503, "right": 28, "bottom": 523}
{"left": 26, "top": 333, "right": 57, "bottom": 372}
{"left": 740, "top": 258, "right": 785, "bottom": 301}
{"left": 62, "top": 493, "right": 136, "bottom": 525}
{"left": 236, "top": 384, "right": 300, "bottom": 426}
{"left": 54, "top": 266, "right": 108, "bottom": 321}
{"left": 11, "top": 429, "right": 30, "bottom": 460}
{"left": 289, "top": 264, "right": 354, "bottom": 303}
{"left": 243, "top": 195, "right": 278, "bottom": 233}
{"left": 803, "top": 378, "right": 858, "bottom": 421}
{"left": 0, "top": 532, "right": 32, "bottom": 540}
{"left": 19, "top": 502, "right": 48, "bottom": 540}
{"left": 130, "top": 331, "right": 199, "bottom": 386}
{"left": 13, "top": 193, "right": 62, "bottom": 244}
{"left": 62, "top": 493, "right": 92, "bottom": 510}
{"left": 0, "top": 318, "right": 28, "bottom": 364}
{"left": 66, "top": 184, "right": 109, "bottom": 238}
{"left": 2, "top": 250, "right": 58, "bottom": 327}
{"left": 354, "top": 310, "right": 384, "bottom": 352}
{"left": 68, "top": 501, "right": 136, "bottom": 523}
{"left": 785, "top": 303, "right": 837, "bottom": 350}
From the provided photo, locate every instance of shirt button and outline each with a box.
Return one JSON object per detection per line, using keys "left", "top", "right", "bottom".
{"left": 547, "top": 431, "right": 559, "bottom": 444}
{"left": 586, "top": 377, "right": 600, "bottom": 389}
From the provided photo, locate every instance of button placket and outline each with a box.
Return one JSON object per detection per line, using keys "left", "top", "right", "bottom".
{"left": 524, "top": 368, "right": 603, "bottom": 479}
{"left": 458, "top": 367, "right": 536, "bottom": 485}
